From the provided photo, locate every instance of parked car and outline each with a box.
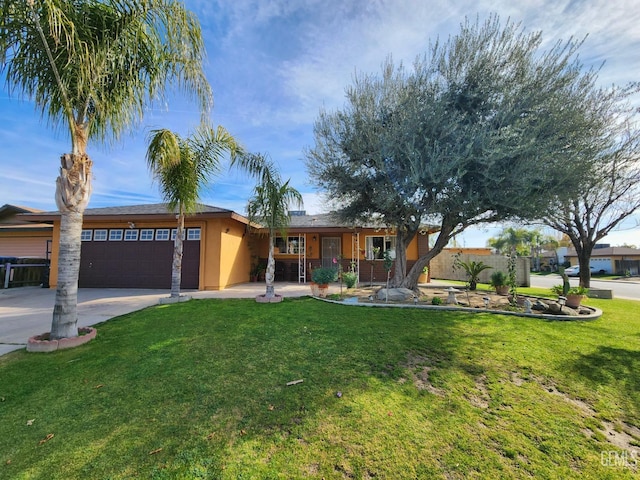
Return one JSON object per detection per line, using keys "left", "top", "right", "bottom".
{"left": 564, "top": 265, "right": 595, "bottom": 276}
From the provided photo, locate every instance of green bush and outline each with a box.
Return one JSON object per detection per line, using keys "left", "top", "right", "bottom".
{"left": 490, "top": 271, "right": 508, "bottom": 287}
{"left": 431, "top": 296, "right": 443, "bottom": 305}
{"left": 311, "top": 267, "right": 338, "bottom": 285}
{"left": 342, "top": 271, "right": 358, "bottom": 288}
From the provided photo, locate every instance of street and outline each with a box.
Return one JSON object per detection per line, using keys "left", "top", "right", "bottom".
{"left": 530, "top": 274, "right": 639, "bottom": 301}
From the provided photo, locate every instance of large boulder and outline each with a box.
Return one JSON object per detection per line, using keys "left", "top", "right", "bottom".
{"left": 377, "top": 288, "right": 414, "bottom": 301}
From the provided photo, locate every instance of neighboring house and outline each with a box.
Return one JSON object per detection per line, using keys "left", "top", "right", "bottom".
{"left": 0, "top": 204, "right": 53, "bottom": 258}
{"left": 564, "top": 245, "right": 640, "bottom": 275}
{"left": 18, "top": 204, "right": 437, "bottom": 290}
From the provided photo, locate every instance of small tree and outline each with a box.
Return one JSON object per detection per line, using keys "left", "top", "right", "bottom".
{"left": 234, "top": 154, "right": 303, "bottom": 300}
{"left": 544, "top": 91, "right": 640, "bottom": 287}
{"left": 146, "top": 126, "right": 243, "bottom": 298}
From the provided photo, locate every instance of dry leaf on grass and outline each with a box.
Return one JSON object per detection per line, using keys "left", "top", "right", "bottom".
{"left": 38, "top": 433, "right": 54, "bottom": 445}
{"left": 149, "top": 448, "right": 163, "bottom": 455}
{"left": 26, "top": 419, "right": 35, "bottom": 426}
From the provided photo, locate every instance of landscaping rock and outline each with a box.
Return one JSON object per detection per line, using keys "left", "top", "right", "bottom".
{"left": 532, "top": 300, "right": 550, "bottom": 312}
{"left": 560, "top": 306, "right": 579, "bottom": 316}
{"left": 377, "top": 288, "right": 414, "bottom": 301}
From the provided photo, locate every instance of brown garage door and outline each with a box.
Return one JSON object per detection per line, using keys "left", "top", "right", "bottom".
{"left": 78, "top": 228, "right": 200, "bottom": 289}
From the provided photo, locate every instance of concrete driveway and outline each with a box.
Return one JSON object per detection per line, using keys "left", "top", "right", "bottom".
{"left": 0, "top": 282, "right": 319, "bottom": 357}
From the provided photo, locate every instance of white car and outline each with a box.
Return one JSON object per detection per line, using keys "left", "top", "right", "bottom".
{"left": 564, "top": 265, "right": 595, "bottom": 276}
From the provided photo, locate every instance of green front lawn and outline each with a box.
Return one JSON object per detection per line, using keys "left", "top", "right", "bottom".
{"left": 1, "top": 295, "right": 638, "bottom": 479}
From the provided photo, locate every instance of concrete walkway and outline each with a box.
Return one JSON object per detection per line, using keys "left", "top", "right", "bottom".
{"left": 0, "top": 282, "right": 327, "bottom": 357}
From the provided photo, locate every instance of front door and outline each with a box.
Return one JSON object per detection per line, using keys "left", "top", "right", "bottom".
{"left": 322, "top": 237, "right": 341, "bottom": 269}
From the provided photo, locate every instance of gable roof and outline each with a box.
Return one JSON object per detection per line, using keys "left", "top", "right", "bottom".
{"left": 0, "top": 204, "right": 46, "bottom": 223}
{"left": 0, "top": 204, "right": 52, "bottom": 231}
{"left": 19, "top": 203, "right": 250, "bottom": 225}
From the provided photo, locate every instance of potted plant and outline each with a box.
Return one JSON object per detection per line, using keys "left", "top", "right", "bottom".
{"left": 566, "top": 286, "right": 589, "bottom": 307}
{"left": 311, "top": 267, "right": 337, "bottom": 297}
{"left": 490, "top": 271, "right": 509, "bottom": 295}
{"left": 550, "top": 284, "right": 589, "bottom": 308}
{"left": 418, "top": 266, "right": 429, "bottom": 284}
{"left": 250, "top": 262, "right": 266, "bottom": 282}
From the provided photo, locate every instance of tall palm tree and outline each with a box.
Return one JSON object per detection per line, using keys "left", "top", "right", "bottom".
{"left": 146, "top": 125, "right": 243, "bottom": 298}
{"left": 0, "top": 0, "right": 211, "bottom": 339}
{"left": 234, "top": 153, "right": 303, "bottom": 299}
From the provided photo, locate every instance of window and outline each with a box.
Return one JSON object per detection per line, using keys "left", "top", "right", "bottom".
{"left": 155, "top": 229, "right": 170, "bottom": 241}
{"left": 94, "top": 229, "right": 107, "bottom": 241}
{"left": 81, "top": 230, "right": 92, "bottom": 241}
{"left": 124, "top": 229, "right": 139, "bottom": 241}
{"left": 171, "top": 229, "right": 186, "bottom": 241}
{"left": 140, "top": 229, "right": 154, "bottom": 241}
{"left": 109, "top": 229, "right": 123, "bottom": 241}
{"left": 365, "top": 235, "right": 396, "bottom": 259}
{"left": 187, "top": 228, "right": 201, "bottom": 241}
{"left": 275, "top": 236, "right": 305, "bottom": 254}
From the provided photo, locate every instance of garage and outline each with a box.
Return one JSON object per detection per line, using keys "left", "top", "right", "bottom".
{"left": 78, "top": 227, "right": 200, "bottom": 289}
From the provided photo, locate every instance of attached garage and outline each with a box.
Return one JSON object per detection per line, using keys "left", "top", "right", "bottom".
{"left": 22, "top": 204, "right": 254, "bottom": 291}
{"left": 78, "top": 227, "right": 201, "bottom": 289}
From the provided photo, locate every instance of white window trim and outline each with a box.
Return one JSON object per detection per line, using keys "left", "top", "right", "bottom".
{"left": 155, "top": 229, "right": 170, "bottom": 241}
{"left": 124, "top": 229, "right": 139, "bottom": 241}
{"left": 81, "top": 230, "right": 93, "bottom": 241}
{"left": 140, "top": 229, "right": 154, "bottom": 241}
{"left": 94, "top": 229, "right": 108, "bottom": 241}
{"left": 109, "top": 229, "right": 123, "bottom": 241}
{"left": 187, "top": 228, "right": 201, "bottom": 241}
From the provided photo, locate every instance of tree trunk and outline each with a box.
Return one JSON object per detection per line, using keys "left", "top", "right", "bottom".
{"left": 399, "top": 221, "right": 456, "bottom": 290}
{"left": 576, "top": 242, "right": 594, "bottom": 289}
{"left": 171, "top": 211, "right": 185, "bottom": 297}
{"left": 567, "top": 234, "right": 595, "bottom": 289}
{"left": 265, "top": 234, "right": 276, "bottom": 298}
{"left": 51, "top": 153, "right": 92, "bottom": 340}
{"left": 391, "top": 228, "right": 410, "bottom": 288}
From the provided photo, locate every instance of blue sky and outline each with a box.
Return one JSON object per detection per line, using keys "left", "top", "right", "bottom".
{"left": 1, "top": 0, "right": 639, "bottom": 247}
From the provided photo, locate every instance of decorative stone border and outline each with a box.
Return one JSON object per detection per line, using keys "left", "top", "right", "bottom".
{"left": 27, "top": 327, "right": 97, "bottom": 353}
{"left": 315, "top": 297, "right": 603, "bottom": 321}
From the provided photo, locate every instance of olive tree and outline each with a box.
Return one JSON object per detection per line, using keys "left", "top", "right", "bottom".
{"left": 306, "top": 15, "right": 609, "bottom": 289}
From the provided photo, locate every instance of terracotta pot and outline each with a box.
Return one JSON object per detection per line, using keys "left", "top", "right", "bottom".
{"left": 565, "top": 294, "right": 584, "bottom": 308}
{"left": 495, "top": 285, "right": 510, "bottom": 296}
{"left": 317, "top": 284, "right": 329, "bottom": 298}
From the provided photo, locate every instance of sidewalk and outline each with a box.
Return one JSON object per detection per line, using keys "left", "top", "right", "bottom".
{"left": 0, "top": 282, "right": 324, "bottom": 357}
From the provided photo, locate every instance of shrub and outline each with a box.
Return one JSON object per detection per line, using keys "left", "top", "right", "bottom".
{"left": 311, "top": 267, "right": 337, "bottom": 285}
{"left": 431, "top": 296, "right": 443, "bottom": 305}
{"left": 342, "top": 271, "right": 358, "bottom": 288}
{"left": 490, "top": 271, "right": 508, "bottom": 287}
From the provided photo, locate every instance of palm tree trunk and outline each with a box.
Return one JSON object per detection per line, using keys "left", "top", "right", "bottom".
{"left": 171, "top": 212, "right": 185, "bottom": 297}
{"left": 265, "top": 234, "right": 276, "bottom": 298}
{"left": 51, "top": 153, "right": 92, "bottom": 340}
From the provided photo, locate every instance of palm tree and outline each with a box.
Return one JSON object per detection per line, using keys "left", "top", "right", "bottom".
{"left": 0, "top": 1, "right": 210, "bottom": 339}
{"left": 146, "top": 125, "right": 243, "bottom": 298}
{"left": 234, "top": 153, "right": 303, "bottom": 299}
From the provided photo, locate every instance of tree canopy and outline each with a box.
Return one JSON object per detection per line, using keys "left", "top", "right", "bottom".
{"left": 544, "top": 86, "right": 640, "bottom": 287}
{"left": 306, "top": 15, "right": 616, "bottom": 288}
